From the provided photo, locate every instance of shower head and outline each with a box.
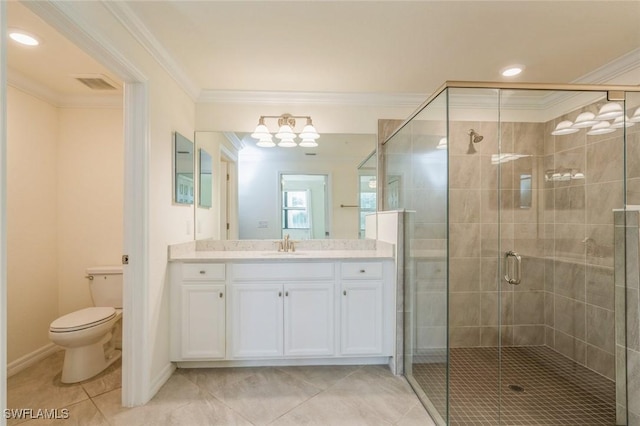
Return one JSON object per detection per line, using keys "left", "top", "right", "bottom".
{"left": 467, "top": 129, "right": 483, "bottom": 154}
{"left": 469, "top": 129, "right": 484, "bottom": 143}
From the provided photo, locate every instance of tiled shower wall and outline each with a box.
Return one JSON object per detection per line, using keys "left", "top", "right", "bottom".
{"left": 540, "top": 104, "right": 632, "bottom": 381}
{"left": 446, "top": 104, "right": 633, "bottom": 384}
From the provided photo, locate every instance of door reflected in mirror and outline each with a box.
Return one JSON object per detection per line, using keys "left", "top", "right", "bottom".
{"left": 358, "top": 150, "right": 377, "bottom": 239}
{"left": 174, "top": 132, "right": 194, "bottom": 205}
{"left": 199, "top": 148, "right": 213, "bottom": 208}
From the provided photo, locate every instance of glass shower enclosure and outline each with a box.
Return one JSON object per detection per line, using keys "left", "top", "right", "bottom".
{"left": 381, "top": 82, "right": 640, "bottom": 425}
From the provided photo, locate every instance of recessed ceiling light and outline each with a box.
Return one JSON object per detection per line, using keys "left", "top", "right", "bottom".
{"left": 501, "top": 65, "right": 524, "bottom": 77}
{"left": 9, "top": 29, "right": 40, "bottom": 46}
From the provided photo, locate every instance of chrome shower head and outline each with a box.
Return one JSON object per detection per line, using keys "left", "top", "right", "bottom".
{"left": 467, "top": 129, "right": 483, "bottom": 154}
{"left": 469, "top": 129, "right": 484, "bottom": 143}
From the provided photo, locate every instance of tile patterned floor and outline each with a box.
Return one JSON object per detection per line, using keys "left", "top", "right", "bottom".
{"left": 7, "top": 350, "right": 434, "bottom": 426}
{"left": 411, "top": 346, "right": 616, "bottom": 425}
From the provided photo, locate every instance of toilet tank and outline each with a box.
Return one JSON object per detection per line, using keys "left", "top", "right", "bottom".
{"left": 87, "top": 266, "right": 123, "bottom": 308}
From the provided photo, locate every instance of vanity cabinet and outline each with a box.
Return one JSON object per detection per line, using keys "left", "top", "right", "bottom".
{"left": 340, "top": 262, "right": 384, "bottom": 355}
{"left": 171, "top": 263, "right": 226, "bottom": 361}
{"left": 231, "top": 282, "right": 334, "bottom": 358}
{"left": 170, "top": 258, "right": 393, "bottom": 366}
{"left": 230, "top": 263, "right": 335, "bottom": 359}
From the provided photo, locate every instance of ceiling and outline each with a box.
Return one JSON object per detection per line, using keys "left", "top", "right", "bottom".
{"left": 6, "top": 1, "right": 640, "bottom": 103}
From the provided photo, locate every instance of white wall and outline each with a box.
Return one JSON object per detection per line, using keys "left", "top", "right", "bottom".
{"left": 6, "top": 86, "right": 59, "bottom": 363}
{"left": 6, "top": 85, "right": 125, "bottom": 365}
{"left": 57, "top": 107, "right": 123, "bottom": 315}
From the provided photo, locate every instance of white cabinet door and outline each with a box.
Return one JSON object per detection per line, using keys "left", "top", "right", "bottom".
{"left": 341, "top": 281, "right": 383, "bottom": 355}
{"left": 181, "top": 284, "right": 225, "bottom": 359}
{"left": 231, "top": 283, "right": 284, "bottom": 358}
{"left": 284, "top": 283, "right": 334, "bottom": 357}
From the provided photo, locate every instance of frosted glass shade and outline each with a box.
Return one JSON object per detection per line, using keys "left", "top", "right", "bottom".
{"left": 275, "top": 125, "right": 295, "bottom": 140}
{"left": 299, "top": 124, "right": 320, "bottom": 140}
{"left": 299, "top": 139, "right": 318, "bottom": 147}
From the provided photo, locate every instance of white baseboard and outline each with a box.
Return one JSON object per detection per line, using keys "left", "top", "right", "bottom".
{"left": 148, "top": 362, "right": 176, "bottom": 400}
{"left": 7, "top": 343, "right": 61, "bottom": 377}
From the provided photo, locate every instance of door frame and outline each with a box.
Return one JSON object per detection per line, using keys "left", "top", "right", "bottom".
{"left": 3, "top": 2, "right": 152, "bottom": 406}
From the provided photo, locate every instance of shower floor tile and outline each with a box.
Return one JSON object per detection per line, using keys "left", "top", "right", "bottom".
{"left": 411, "top": 346, "right": 616, "bottom": 425}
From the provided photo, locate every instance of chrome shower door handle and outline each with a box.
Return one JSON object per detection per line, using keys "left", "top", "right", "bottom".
{"left": 504, "top": 250, "right": 522, "bottom": 285}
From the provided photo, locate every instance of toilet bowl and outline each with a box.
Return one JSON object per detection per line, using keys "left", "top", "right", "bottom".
{"left": 49, "top": 307, "right": 122, "bottom": 383}
{"left": 49, "top": 266, "right": 123, "bottom": 383}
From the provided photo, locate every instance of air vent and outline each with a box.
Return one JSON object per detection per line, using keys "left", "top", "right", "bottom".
{"left": 72, "top": 74, "right": 118, "bottom": 91}
{"left": 305, "top": 153, "right": 317, "bottom": 156}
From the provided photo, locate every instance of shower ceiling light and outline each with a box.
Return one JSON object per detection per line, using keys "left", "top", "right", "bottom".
{"left": 551, "top": 120, "right": 579, "bottom": 136}
{"left": 501, "top": 65, "right": 524, "bottom": 77}
{"left": 595, "top": 102, "right": 623, "bottom": 120}
{"left": 251, "top": 114, "right": 319, "bottom": 148}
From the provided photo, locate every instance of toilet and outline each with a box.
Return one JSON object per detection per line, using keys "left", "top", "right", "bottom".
{"left": 49, "top": 266, "right": 123, "bottom": 383}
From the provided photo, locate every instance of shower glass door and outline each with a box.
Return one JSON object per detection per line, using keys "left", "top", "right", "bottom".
{"left": 393, "top": 83, "right": 637, "bottom": 425}
{"left": 495, "top": 88, "right": 623, "bottom": 425}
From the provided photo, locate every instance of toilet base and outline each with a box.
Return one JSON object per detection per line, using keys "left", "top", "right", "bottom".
{"left": 60, "top": 332, "right": 122, "bottom": 383}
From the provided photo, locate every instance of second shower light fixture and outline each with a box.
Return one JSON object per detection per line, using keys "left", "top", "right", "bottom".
{"left": 251, "top": 113, "right": 320, "bottom": 148}
{"left": 552, "top": 102, "right": 640, "bottom": 136}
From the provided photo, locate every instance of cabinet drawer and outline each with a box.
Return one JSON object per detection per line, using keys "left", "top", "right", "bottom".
{"left": 182, "top": 263, "right": 226, "bottom": 281}
{"left": 232, "top": 263, "right": 334, "bottom": 281}
{"left": 341, "top": 262, "right": 383, "bottom": 279}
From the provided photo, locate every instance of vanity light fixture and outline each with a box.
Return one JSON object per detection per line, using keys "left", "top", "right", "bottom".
{"left": 551, "top": 120, "right": 579, "bottom": 136}
{"left": 571, "top": 112, "right": 599, "bottom": 128}
{"left": 595, "top": 102, "right": 623, "bottom": 120}
{"left": 587, "top": 120, "right": 615, "bottom": 136}
{"left": 629, "top": 107, "right": 640, "bottom": 123}
{"left": 610, "top": 115, "right": 635, "bottom": 129}
{"left": 436, "top": 137, "right": 448, "bottom": 150}
{"left": 8, "top": 29, "right": 40, "bottom": 46}
{"left": 251, "top": 114, "right": 320, "bottom": 148}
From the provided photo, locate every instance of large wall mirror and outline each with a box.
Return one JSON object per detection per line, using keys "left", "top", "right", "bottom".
{"left": 194, "top": 132, "right": 377, "bottom": 240}
{"left": 238, "top": 133, "right": 376, "bottom": 240}
{"left": 173, "top": 132, "right": 194, "bottom": 205}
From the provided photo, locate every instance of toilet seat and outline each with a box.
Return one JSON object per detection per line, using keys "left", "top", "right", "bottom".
{"left": 50, "top": 307, "right": 116, "bottom": 333}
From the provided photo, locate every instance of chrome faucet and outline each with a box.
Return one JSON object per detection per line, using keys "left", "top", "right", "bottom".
{"left": 278, "top": 234, "right": 295, "bottom": 252}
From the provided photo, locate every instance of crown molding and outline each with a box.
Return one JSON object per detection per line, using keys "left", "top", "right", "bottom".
{"left": 198, "top": 90, "right": 427, "bottom": 108}
{"left": 23, "top": 1, "right": 147, "bottom": 83}
{"left": 223, "top": 132, "right": 246, "bottom": 152}
{"left": 574, "top": 47, "right": 640, "bottom": 85}
{"left": 102, "top": 1, "right": 200, "bottom": 101}
{"left": 7, "top": 67, "right": 121, "bottom": 109}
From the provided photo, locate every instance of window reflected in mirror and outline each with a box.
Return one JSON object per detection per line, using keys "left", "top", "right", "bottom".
{"left": 280, "top": 174, "right": 329, "bottom": 240}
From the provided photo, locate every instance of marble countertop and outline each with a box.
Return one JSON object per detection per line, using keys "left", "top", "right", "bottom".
{"left": 169, "top": 249, "right": 393, "bottom": 261}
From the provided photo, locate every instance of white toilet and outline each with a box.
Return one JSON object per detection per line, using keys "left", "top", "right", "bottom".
{"left": 49, "top": 266, "right": 123, "bottom": 383}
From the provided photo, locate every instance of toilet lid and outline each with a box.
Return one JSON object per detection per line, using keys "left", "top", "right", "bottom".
{"left": 50, "top": 307, "right": 116, "bottom": 332}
